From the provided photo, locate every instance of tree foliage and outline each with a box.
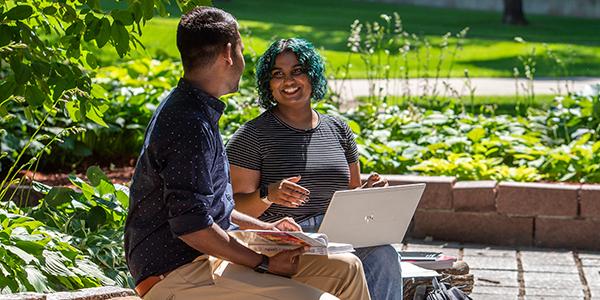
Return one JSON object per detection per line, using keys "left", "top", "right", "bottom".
{"left": 0, "top": 0, "right": 209, "bottom": 193}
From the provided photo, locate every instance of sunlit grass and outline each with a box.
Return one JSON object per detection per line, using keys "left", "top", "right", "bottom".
{"left": 95, "top": 0, "right": 600, "bottom": 78}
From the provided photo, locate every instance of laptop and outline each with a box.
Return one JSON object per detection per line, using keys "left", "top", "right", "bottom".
{"left": 317, "top": 183, "right": 425, "bottom": 248}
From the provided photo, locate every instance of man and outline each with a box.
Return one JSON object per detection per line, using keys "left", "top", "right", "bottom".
{"left": 124, "top": 6, "right": 371, "bottom": 300}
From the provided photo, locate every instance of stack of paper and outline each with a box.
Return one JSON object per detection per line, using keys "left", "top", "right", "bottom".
{"left": 400, "top": 251, "right": 457, "bottom": 270}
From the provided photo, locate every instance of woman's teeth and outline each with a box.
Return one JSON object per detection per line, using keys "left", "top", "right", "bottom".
{"left": 283, "top": 87, "right": 300, "bottom": 94}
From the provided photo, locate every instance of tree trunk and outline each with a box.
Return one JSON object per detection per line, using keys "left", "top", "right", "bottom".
{"left": 502, "top": 0, "right": 529, "bottom": 25}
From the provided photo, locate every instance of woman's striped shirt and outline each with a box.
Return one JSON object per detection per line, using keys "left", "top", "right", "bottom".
{"left": 225, "top": 110, "right": 359, "bottom": 223}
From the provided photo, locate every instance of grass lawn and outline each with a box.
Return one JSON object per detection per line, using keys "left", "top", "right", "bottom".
{"left": 360, "top": 94, "right": 556, "bottom": 114}
{"left": 98, "top": 0, "right": 600, "bottom": 78}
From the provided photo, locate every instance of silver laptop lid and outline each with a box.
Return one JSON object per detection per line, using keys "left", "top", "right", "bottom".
{"left": 318, "top": 183, "right": 425, "bottom": 248}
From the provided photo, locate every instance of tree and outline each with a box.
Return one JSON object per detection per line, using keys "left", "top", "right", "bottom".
{"left": 0, "top": 0, "right": 208, "bottom": 204}
{"left": 502, "top": 0, "right": 528, "bottom": 25}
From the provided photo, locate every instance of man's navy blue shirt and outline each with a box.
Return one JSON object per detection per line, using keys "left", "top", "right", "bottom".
{"left": 124, "top": 79, "right": 235, "bottom": 285}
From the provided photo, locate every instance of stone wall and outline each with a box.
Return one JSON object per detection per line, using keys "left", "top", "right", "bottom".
{"left": 376, "top": 0, "right": 600, "bottom": 19}
{"left": 379, "top": 175, "right": 600, "bottom": 250}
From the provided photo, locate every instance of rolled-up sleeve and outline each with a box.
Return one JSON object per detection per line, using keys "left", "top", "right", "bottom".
{"left": 154, "top": 114, "right": 217, "bottom": 236}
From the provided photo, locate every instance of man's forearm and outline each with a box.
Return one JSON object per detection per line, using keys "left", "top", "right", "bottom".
{"left": 231, "top": 209, "right": 270, "bottom": 230}
{"left": 179, "top": 223, "right": 262, "bottom": 268}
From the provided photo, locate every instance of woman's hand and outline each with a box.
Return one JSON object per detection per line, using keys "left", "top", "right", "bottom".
{"left": 362, "top": 173, "right": 389, "bottom": 188}
{"left": 267, "top": 176, "right": 310, "bottom": 208}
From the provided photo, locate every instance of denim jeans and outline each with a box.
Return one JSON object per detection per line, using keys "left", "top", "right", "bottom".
{"left": 299, "top": 214, "right": 403, "bottom": 300}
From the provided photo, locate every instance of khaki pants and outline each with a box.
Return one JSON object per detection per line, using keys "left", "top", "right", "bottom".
{"left": 143, "top": 253, "right": 370, "bottom": 300}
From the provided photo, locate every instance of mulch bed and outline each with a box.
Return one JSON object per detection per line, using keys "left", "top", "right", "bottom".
{"left": 19, "top": 166, "right": 135, "bottom": 187}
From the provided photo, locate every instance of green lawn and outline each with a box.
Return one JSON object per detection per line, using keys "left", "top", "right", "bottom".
{"left": 99, "top": 0, "right": 600, "bottom": 78}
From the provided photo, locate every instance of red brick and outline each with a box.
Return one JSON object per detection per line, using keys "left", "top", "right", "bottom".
{"left": 410, "top": 209, "right": 533, "bottom": 246}
{"left": 453, "top": 180, "right": 497, "bottom": 212}
{"left": 535, "top": 217, "right": 600, "bottom": 250}
{"left": 385, "top": 174, "right": 455, "bottom": 209}
{"left": 496, "top": 182, "right": 579, "bottom": 217}
{"left": 580, "top": 184, "right": 600, "bottom": 219}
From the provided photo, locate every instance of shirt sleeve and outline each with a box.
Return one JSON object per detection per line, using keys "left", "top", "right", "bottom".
{"left": 226, "top": 123, "right": 262, "bottom": 170}
{"left": 339, "top": 118, "right": 359, "bottom": 164}
{"left": 152, "top": 113, "right": 216, "bottom": 236}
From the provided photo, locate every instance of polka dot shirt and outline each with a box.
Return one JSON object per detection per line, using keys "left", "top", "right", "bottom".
{"left": 124, "top": 79, "right": 235, "bottom": 285}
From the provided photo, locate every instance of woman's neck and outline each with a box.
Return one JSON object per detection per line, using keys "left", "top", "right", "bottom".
{"left": 273, "top": 104, "right": 318, "bottom": 130}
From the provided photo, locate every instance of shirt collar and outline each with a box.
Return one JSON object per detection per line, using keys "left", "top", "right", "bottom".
{"left": 177, "top": 78, "right": 226, "bottom": 124}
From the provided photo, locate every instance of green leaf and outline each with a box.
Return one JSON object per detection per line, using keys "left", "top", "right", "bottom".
{"left": 111, "top": 10, "right": 134, "bottom": 26}
{"left": 24, "top": 266, "right": 49, "bottom": 293}
{"left": 0, "top": 25, "right": 13, "bottom": 47}
{"left": 87, "top": 206, "right": 107, "bottom": 230}
{"left": 467, "top": 127, "right": 486, "bottom": 143}
{"left": 90, "top": 84, "right": 108, "bottom": 98}
{"left": 96, "top": 18, "right": 111, "bottom": 48}
{"left": 111, "top": 23, "right": 130, "bottom": 57}
{"left": 10, "top": 59, "right": 32, "bottom": 85}
{"left": 5, "top": 5, "right": 33, "bottom": 20}
{"left": 115, "top": 190, "right": 129, "bottom": 209}
{"left": 4, "top": 245, "right": 37, "bottom": 264}
{"left": 347, "top": 120, "right": 362, "bottom": 135}
{"left": 86, "top": 166, "right": 110, "bottom": 187}
{"left": 593, "top": 141, "right": 600, "bottom": 153}
{"left": 45, "top": 187, "right": 75, "bottom": 207}
{"left": 86, "top": 53, "right": 98, "bottom": 69}
{"left": 142, "top": 0, "right": 155, "bottom": 20}
{"left": 85, "top": 103, "right": 108, "bottom": 127}
{"left": 31, "top": 61, "right": 51, "bottom": 77}
{"left": 0, "top": 79, "right": 16, "bottom": 102}
{"left": 65, "top": 101, "right": 84, "bottom": 122}
{"left": 31, "top": 181, "right": 51, "bottom": 194}
{"left": 25, "top": 85, "right": 46, "bottom": 107}
{"left": 41, "top": 251, "right": 75, "bottom": 277}
{"left": 42, "top": 6, "right": 57, "bottom": 15}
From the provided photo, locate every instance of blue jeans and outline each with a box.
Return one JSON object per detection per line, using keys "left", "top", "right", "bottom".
{"left": 299, "top": 214, "right": 403, "bottom": 300}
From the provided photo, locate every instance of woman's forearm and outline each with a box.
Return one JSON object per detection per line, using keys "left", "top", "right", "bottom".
{"left": 233, "top": 189, "right": 271, "bottom": 218}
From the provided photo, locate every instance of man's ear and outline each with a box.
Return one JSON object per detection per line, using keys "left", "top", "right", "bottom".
{"left": 223, "top": 42, "right": 233, "bottom": 66}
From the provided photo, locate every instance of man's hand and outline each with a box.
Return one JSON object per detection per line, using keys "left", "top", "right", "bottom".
{"left": 362, "top": 173, "right": 389, "bottom": 188}
{"left": 267, "top": 176, "right": 310, "bottom": 208}
{"left": 266, "top": 217, "right": 303, "bottom": 232}
{"left": 268, "top": 247, "right": 308, "bottom": 277}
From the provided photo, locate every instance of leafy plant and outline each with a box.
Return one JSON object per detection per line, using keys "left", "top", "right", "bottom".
{"left": 0, "top": 203, "right": 112, "bottom": 293}
{"left": 26, "top": 166, "right": 132, "bottom": 288}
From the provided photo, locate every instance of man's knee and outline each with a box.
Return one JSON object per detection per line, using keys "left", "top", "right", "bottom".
{"left": 328, "top": 253, "right": 366, "bottom": 277}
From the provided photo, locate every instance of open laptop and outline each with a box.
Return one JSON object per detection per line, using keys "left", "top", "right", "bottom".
{"left": 317, "top": 183, "right": 425, "bottom": 248}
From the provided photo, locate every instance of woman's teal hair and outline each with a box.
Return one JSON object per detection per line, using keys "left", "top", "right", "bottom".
{"left": 256, "top": 38, "right": 328, "bottom": 109}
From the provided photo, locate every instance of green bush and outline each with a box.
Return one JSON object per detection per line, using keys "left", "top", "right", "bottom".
{"left": 0, "top": 166, "right": 129, "bottom": 293}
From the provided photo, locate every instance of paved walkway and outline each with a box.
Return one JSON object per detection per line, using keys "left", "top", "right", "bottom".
{"left": 399, "top": 240, "right": 600, "bottom": 299}
{"left": 329, "top": 77, "right": 600, "bottom": 101}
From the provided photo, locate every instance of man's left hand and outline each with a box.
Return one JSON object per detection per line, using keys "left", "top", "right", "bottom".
{"left": 267, "top": 217, "right": 302, "bottom": 232}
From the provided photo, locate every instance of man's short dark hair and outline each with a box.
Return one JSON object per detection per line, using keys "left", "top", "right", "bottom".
{"left": 177, "top": 7, "right": 239, "bottom": 72}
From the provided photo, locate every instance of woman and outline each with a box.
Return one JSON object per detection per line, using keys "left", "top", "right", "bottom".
{"left": 226, "top": 38, "right": 402, "bottom": 300}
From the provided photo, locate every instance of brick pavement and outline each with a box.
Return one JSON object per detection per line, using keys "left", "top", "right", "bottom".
{"left": 402, "top": 240, "right": 600, "bottom": 299}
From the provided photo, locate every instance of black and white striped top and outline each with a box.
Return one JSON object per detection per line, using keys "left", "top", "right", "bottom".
{"left": 226, "top": 110, "right": 359, "bottom": 223}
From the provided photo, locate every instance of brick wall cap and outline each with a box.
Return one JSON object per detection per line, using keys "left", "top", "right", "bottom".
{"left": 498, "top": 181, "right": 580, "bottom": 190}
{"left": 581, "top": 184, "right": 600, "bottom": 191}
{"left": 384, "top": 174, "right": 456, "bottom": 184}
{"left": 45, "top": 287, "right": 135, "bottom": 300}
{"left": 454, "top": 181, "right": 497, "bottom": 189}
{"left": 0, "top": 293, "right": 45, "bottom": 300}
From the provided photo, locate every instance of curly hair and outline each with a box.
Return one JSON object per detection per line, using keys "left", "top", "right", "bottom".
{"left": 255, "top": 38, "right": 328, "bottom": 109}
{"left": 177, "top": 7, "right": 239, "bottom": 72}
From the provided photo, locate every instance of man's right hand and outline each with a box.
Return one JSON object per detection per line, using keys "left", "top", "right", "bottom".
{"left": 267, "top": 176, "right": 310, "bottom": 208}
{"left": 267, "top": 246, "right": 308, "bottom": 277}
